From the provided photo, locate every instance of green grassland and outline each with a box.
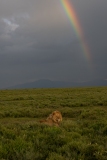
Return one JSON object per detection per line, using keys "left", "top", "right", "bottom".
{"left": 0, "top": 87, "right": 107, "bottom": 160}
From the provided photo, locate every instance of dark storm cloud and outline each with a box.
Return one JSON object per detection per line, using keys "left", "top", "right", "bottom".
{"left": 0, "top": 0, "right": 107, "bottom": 88}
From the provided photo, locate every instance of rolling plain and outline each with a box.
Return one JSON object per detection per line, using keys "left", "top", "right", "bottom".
{"left": 0, "top": 87, "right": 107, "bottom": 159}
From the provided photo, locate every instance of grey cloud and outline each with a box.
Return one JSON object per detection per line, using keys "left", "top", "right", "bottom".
{"left": 0, "top": 0, "right": 107, "bottom": 88}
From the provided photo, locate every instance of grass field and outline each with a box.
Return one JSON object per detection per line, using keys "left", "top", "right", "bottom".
{"left": 0, "top": 87, "right": 107, "bottom": 160}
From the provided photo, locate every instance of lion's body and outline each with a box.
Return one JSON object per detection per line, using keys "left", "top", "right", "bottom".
{"left": 39, "top": 110, "right": 62, "bottom": 126}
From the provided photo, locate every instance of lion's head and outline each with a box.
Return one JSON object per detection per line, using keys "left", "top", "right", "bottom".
{"left": 48, "top": 110, "right": 62, "bottom": 124}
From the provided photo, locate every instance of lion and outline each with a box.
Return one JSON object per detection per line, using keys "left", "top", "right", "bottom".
{"left": 39, "top": 110, "right": 62, "bottom": 127}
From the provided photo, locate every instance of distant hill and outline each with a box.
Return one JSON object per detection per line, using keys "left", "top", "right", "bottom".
{"left": 7, "top": 79, "right": 107, "bottom": 89}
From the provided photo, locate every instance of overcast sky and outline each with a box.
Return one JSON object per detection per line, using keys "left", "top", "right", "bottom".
{"left": 0, "top": 0, "right": 107, "bottom": 88}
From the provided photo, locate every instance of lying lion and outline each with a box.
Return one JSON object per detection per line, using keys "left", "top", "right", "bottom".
{"left": 39, "top": 110, "right": 62, "bottom": 127}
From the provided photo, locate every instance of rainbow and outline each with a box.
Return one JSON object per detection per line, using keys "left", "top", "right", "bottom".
{"left": 60, "top": 0, "right": 91, "bottom": 60}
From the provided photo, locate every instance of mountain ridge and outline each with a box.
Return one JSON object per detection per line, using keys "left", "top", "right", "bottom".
{"left": 6, "top": 79, "right": 107, "bottom": 89}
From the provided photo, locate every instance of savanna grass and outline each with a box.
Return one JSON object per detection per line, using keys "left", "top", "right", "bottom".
{"left": 0, "top": 87, "right": 107, "bottom": 159}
